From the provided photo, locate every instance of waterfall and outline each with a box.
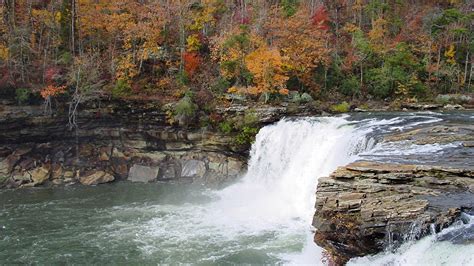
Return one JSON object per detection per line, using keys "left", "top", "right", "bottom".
{"left": 208, "top": 116, "right": 374, "bottom": 262}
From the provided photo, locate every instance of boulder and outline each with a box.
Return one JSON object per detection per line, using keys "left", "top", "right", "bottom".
{"left": 79, "top": 171, "right": 114, "bottom": 185}
{"left": 181, "top": 160, "right": 206, "bottom": 178}
{"left": 128, "top": 164, "right": 159, "bottom": 183}
{"left": 29, "top": 166, "right": 50, "bottom": 184}
{"left": 444, "top": 104, "right": 464, "bottom": 110}
{"left": 0, "top": 154, "right": 20, "bottom": 175}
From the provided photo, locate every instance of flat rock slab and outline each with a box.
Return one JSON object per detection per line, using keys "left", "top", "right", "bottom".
{"left": 128, "top": 164, "right": 159, "bottom": 183}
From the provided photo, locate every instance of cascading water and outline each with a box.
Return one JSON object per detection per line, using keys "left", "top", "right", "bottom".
{"left": 205, "top": 117, "right": 374, "bottom": 263}
{"left": 210, "top": 117, "right": 372, "bottom": 232}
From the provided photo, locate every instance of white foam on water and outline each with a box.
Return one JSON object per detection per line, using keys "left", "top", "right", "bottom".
{"left": 365, "top": 141, "right": 461, "bottom": 156}
{"left": 348, "top": 215, "right": 474, "bottom": 266}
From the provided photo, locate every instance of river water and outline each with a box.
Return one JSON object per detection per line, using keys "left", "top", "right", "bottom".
{"left": 1, "top": 112, "right": 473, "bottom": 264}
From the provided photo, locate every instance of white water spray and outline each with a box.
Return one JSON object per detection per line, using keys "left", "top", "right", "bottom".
{"left": 207, "top": 117, "right": 375, "bottom": 262}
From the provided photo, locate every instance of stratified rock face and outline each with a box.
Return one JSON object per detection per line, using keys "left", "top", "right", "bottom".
{"left": 313, "top": 161, "right": 474, "bottom": 264}
{"left": 0, "top": 100, "right": 254, "bottom": 188}
{"left": 128, "top": 164, "right": 159, "bottom": 183}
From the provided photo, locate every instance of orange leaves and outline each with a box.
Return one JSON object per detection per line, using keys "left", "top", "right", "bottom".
{"left": 266, "top": 8, "right": 331, "bottom": 89}
{"left": 183, "top": 51, "right": 201, "bottom": 77}
{"left": 40, "top": 85, "right": 66, "bottom": 99}
{"left": 278, "top": 88, "right": 289, "bottom": 95}
{"left": 245, "top": 47, "right": 288, "bottom": 94}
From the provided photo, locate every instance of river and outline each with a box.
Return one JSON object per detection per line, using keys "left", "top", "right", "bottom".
{"left": 1, "top": 112, "right": 473, "bottom": 264}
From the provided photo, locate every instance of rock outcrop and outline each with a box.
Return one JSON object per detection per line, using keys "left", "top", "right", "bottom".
{"left": 0, "top": 99, "right": 319, "bottom": 188}
{"left": 313, "top": 161, "right": 474, "bottom": 264}
{"left": 0, "top": 100, "right": 251, "bottom": 188}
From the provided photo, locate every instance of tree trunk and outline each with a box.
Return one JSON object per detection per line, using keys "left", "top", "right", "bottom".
{"left": 463, "top": 51, "right": 469, "bottom": 91}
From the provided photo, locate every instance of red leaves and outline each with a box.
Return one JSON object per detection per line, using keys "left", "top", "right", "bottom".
{"left": 183, "top": 51, "right": 201, "bottom": 77}
{"left": 44, "top": 67, "right": 61, "bottom": 84}
{"left": 312, "top": 5, "right": 330, "bottom": 31}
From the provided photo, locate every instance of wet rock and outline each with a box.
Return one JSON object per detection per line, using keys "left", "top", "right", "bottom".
{"left": 313, "top": 161, "right": 474, "bottom": 264}
{"left": 181, "top": 160, "right": 206, "bottom": 178}
{"left": 160, "top": 161, "right": 181, "bottom": 180}
{"left": 444, "top": 104, "right": 464, "bottom": 110}
{"left": 128, "top": 164, "right": 159, "bottom": 183}
{"left": 384, "top": 124, "right": 474, "bottom": 145}
{"left": 0, "top": 100, "right": 249, "bottom": 188}
{"left": 463, "top": 141, "right": 474, "bottom": 147}
{"left": 437, "top": 224, "right": 474, "bottom": 244}
{"left": 79, "top": 171, "right": 114, "bottom": 185}
{"left": 0, "top": 154, "right": 20, "bottom": 175}
{"left": 401, "top": 103, "right": 442, "bottom": 110}
{"left": 29, "top": 166, "right": 50, "bottom": 184}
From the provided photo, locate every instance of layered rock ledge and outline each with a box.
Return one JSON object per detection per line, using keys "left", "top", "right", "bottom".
{"left": 313, "top": 160, "right": 474, "bottom": 264}
{"left": 0, "top": 99, "right": 319, "bottom": 188}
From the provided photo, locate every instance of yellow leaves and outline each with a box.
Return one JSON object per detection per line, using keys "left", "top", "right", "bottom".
{"left": 266, "top": 8, "right": 331, "bottom": 89}
{"left": 55, "top": 12, "right": 62, "bottom": 24}
{"left": 189, "top": 0, "right": 225, "bottom": 31}
{"left": 0, "top": 45, "right": 9, "bottom": 61}
{"left": 186, "top": 34, "right": 201, "bottom": 52}
{"left": 368, "top": 18, "right": 388, "bottom": 54}
{"left": 444, "top": 44, "right": 456, "bottom": 65}
{"left": 227, "top": 86, "right": 239, "bottom": 93}
{"left": 343, "top": 23, "right": 359, "bottom": 34}
{"left": 115, "top": 54, "right": 138, "bottom": 82}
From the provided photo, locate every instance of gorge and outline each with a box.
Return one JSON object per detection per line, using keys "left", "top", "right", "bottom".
{"left": 1, "top": 100, "right": 473, "bottom": 264}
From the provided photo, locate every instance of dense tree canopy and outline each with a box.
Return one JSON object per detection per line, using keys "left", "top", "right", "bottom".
{"left": 0, "top": 0, "right": 473, "bottom": 109}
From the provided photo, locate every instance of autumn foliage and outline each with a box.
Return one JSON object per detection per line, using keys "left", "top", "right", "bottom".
{"left": 0, "top": 0, "right": 472, "bottom": 105}
{"left": 183, "top": 52, "right": 201, "bottom": 77}
{"left": 40, "top": 85, "right": 66, "bottom": 99}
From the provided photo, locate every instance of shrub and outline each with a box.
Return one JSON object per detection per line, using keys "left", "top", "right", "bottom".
{"left": 174, "top": 95, "right": 196, "bottom": 117}
{"left": 330, "top": 101, "right": 350, "bottom": 113}
{"left": 435, "top": 94, "right": 472, "bottom": 104}
{"left": 300, "top": 92, "right": 313, "bottom": 103}
{"left": 218, "top": 121, "right": 233, "bottom": 134}
{"left": 15, "top": 88, "right": 30, "bottom": 105}
{"left": 235, "top": 125, "right": 259, "bottom": 145}
{"left": 339, "top": 76, "right": 360, "bottom": 97}
{"left": 111, "top": 79, "right": 132, "bottom": 98}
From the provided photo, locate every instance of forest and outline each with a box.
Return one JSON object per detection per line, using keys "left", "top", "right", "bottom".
{"left": 0, "top": 0, "right": 473, "bottom": 119}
